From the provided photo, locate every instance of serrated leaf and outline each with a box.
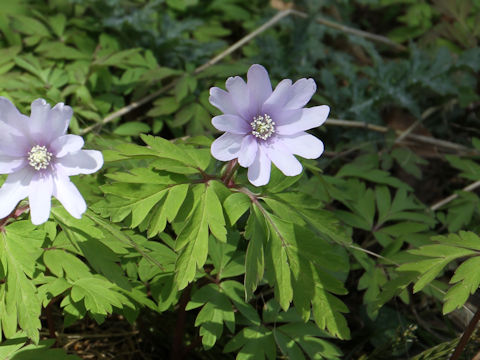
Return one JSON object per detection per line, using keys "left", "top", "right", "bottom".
{"left": 71, "top": 277, "right": 129, "bottom": 315}
{"left": 43, "top": 249, "right": 91, "bottom": 280}
{"left": 77, "top": 239, "right": 132, "bottom": 290}
{"left": 224, "top": 326, "right": 276, "bottom": 360}
{"left": 443, "top": 256, "right": 480, "bottom": 313}
{"left": 221, "top": 281, "right": 261, "bottom": 325}
{"left": 206, "top": 182, "right": 227, "bottom": 242}
{"left": 0, "top": 334, "right": 80, "bottom": 359}
{"left": 0, "top": 222, "right": 45, "bottom": 342}
{"left": 244, "top": 207, "right": 266, "bottom": 300}
{"left": 312, "top": 287, "right": 350, "bottom": 340}
{"left": 175, "top": 185, "right": 210, "bottom": 289}
{"left": 265, "top": 214, "right": 293, "bottom": 311}
{"left": 433, "top": 231, "right": 480, "bottom": 250}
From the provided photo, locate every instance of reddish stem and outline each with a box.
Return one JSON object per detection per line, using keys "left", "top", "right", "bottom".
{"left": 0, "top": 205, "right": 29, "bottom": 231}
{"left": 46, "top": 300, "right": 57, "bottom": 341}
{"left": 450, "top": 307, "right": 480, "bottom": 360}
{"left": 222, "top": 159, "right": 239, "bottom": 187}
{"left": 170, "top": 284, "right": 192, "bottom": 360}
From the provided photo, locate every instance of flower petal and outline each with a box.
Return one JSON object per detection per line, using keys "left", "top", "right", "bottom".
{"left": 49, "top": 102, "right": 73, "bottom": 139}
{"left": 0, "top": 97, "right": 29, "bottom": 130}
{"left": 0, "top": 154, "right": 26, "bottom": 174}
{"left": 0, "top": 167, "right": 34, "bottom": 219}
{"left": 28, "top": 172, "right": 54, "bottom": 225}
{"left": 53, "top": 175, "right": 86, "bottom": 219}
{"left": 209, "top": 87, "right": 238, "bottom": 115}
{"left": 225, "top": 76, "right": 252, "bottom": 119}
{"left": 238, "top": 135, "right": 258, "bottom": 167}
{"left": 56, "top": 150, "right": 103, "bottom": 176}
{"left": 29, "top": 99, "right": 51, "bottom": 143}
{"left": 212, "top": 115, "right": 250, "bottom": 134}
{"left": 29, "top": 100, "right": 73, "bottom": 144}
{"left": 284, "top": 78, "right": 316, "bottom": 110}
{"left": 211, "top": 133, "right": 244, "bottom": 161}
{"left": 271, "top": 108, "right": 302, "bottom": 127}
{"left": 247, "top": 145, "right": 271, "bottom": 186}
{"left": 279, "top": 132, "right": 324, "bottom": 159}
{"left": 0, "top": 97, "right": 30, "bottom": 155}
{"left": 247, "top": 64, "right": 272, "bottom": 115}
{"left": 50, "top": 135, "right": 85, "bottom": 158}
{"left": 276, "top": 105, "right": 329, "bottom": 135}
{"left": 262, "top": 79, "right": 292, "bottom": 115}
{"left": 266, "top": 140, "right": 302, "bottom": 176}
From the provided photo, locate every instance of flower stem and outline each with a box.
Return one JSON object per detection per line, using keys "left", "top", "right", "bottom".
{"left": 450, "top": 307, "right": 480, "bottom": 360}
{"left": 222, "top": 159, "right": 239, "bottom": 187}
{"left": 170, "top": 284, "right": 192, "bottom": 360}
{"left": 0, "top": 205, "right": 29, "bottom": 231}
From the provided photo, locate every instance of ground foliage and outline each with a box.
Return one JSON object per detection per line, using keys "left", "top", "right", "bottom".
{"left": 0, "top": 0, "right": 479, "bottom": 359}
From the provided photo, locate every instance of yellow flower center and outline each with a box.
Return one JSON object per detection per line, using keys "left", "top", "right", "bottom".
{"left": 28, "top": 145, "right": 52, "bottom": 171}
{"left": 251, "top": 114, "right": 275, "bottom": 140}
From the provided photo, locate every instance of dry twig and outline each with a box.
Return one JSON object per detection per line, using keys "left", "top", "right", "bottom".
{"left": 290, "top": 9, "right": 407, "bottom": 51}
{"left": 430, "top": 180, "right": 480, "bottom": 211}
{"left": 325, "top": 118, "right": 475, "bottom": 154}
{"left": 79, "top": 9, "right": 293, "bottom": 135}
{"left": 80, "top": 8, "right": 407, "bottom": 135}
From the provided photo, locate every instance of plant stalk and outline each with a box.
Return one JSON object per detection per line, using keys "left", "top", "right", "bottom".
{"left": 222, "top": 159, "right": 239, "bottom": 187}
{"left": 450, "top": 306, "right": 480, "bottom": 360}
{"left": 170, "top": 284, "right": 192, "bottom": 360}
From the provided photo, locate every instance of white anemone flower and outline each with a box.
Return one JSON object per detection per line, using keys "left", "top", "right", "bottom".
{"left": 0, "top": 98, "right": 103, "bottom": 225}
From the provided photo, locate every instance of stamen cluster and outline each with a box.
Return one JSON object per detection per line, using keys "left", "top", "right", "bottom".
{"left": 28, "top": 145, "right": 53, "bottom": 171}
{"left": 251, "top": 114, "right": 275, "bottom": 140}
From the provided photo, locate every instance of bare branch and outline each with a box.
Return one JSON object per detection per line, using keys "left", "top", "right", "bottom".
{"left": 430, "top": 180, "right": 480, "bottom": 211}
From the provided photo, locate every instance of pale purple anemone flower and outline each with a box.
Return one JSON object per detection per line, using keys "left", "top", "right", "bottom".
{"left": 0, "top": 98, "right": 103, "bottom": 225}
{"left": 210, "top": 64, "right": 329, "bottom": 186}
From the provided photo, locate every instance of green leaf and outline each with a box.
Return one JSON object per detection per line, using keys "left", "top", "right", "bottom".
{"left": 221, "top": 281, "right": 261, "bottom": 325}
{"left": 0, "top": 334, "right": 80, "bottom": 359}
{"left": 98, "top": 183, "right": 170, "bottom": 228}
{"left": 223, "top": 192, "right": 250, "bottom": 225}
{"left": 273, "top": 330, "right": 306, "bottom": 360}
{"left": 432, "top": 231, "right": 480, "bottom": 250}
{"left": 164, "top": 184, "right": 191, "bottom": 223}
{"left": 175, "top": 185, "right": 210, "bottom": 289}
{"left": 187, "top": 283, "right": 235, "bottom": 349}
{"left": 94, "top": 48, "right": 142, "bottom": 67}
{"left": 205, "top": 182, "right": 227, "bottom": 242}
{"left": 312, "top": 287, "right": 350, "bottom": 340}
{"left": 0, "top": 222, "right": 45, "bottom": 342}
{"left": 445, "top": 155, "right": 480, "bottom": 181}
{"left": 337, "top": 162, "right": 412, "bottom": 190}
{"left": 391, "top": 148, "right": 427, "bottom": 179}
{"left": 398, "top": 242, "right": 476, "bottom": 293}
{"left": 265, "top": 214, "right": 293, "bottom": 311}
{"left": 70, "top": 277, "right": 131, "bottom": 316}
{"left": 43, "top": 249, "right": 91, "bottom": 281}
{"left": 174, "top": 75, "right": 197, "bottom": 102}
{"left": 147, "top": 97, "right": 180, "bottom": 117}
{"left": 375, "top": 186, "right": 391, "bottom": 223}
{"left": 48, "top": 13, "right": 66, "bottom": 37}
{"left": 11, "top": 15, "right": 50, "bottom": 37}
{"left": 77, "top": 239, "right": 132, "bottom": 290}
{"left": 35, "top": 42, "right": 91, "bottom": 60}
{"left": 224, "top": 326, "right": 276, "bottom": 360}
{"left": 244, "top": 206, "right": 266, "bottom": 300}
{"left": 0, "top": 333, "right": 26, "bottom": 358}
{"left": 113, "top": 122, "right": 151, "bottom": 136}
{"left": 443, "top": 256, "right": 480, "bottom": 314}
{"left": 140, "top": 134, "right": 205, "bottom": 170}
